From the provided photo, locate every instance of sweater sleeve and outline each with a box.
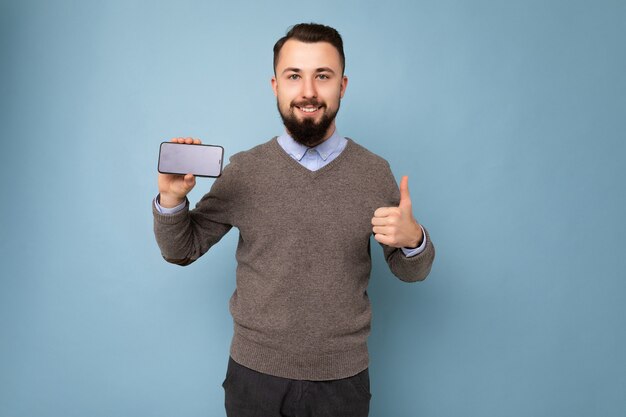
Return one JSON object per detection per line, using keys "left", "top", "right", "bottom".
{"left": 382, "top": 228, "right": 435, "bottom": 282}
{"left": 152, "top": 158, "right": 239, "bottom": 266}
{"left": 379, "top": 162, "right": 436, "bottom": 282}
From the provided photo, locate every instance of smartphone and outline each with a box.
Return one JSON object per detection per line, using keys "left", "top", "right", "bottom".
{"left": 158, "top": 142, "right": 224, "bottom": 178}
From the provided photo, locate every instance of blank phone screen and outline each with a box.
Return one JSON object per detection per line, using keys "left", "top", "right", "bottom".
{"left": 158, "top": 142, "right": 224, "bottom": 177}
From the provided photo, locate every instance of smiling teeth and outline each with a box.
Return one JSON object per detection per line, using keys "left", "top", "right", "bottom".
{"left": 300, "top": 107, "right": 318, "bottom": 113}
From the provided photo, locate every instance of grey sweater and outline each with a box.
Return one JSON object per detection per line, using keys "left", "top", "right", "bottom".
{"left": 153, "top": 137, "right": 435, "bottom": 380}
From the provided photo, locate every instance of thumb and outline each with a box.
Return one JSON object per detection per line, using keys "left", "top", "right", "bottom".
{"left": 399, "top": 175, "right": 412, "bottom": 209}
{"left": 183, "top": 173, "right": 196, "bottom": 190}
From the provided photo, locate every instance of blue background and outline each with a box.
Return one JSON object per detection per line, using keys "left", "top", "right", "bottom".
{"left": 1, "top": 0, "right": 625, "bottom": 416}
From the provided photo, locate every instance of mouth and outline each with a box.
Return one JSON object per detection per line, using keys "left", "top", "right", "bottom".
{"left": 294, "top": 104, "right": 323, "bottom": 115}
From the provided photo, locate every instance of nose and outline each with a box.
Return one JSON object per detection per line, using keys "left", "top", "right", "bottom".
{"left": 301, "top": 76, "right": 317, "bottom": 99}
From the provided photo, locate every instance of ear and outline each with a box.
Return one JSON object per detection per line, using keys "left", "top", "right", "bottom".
{"left": 271, "top": 76, "right": 278, "bottom": 97}
{"left": 340, "top": 75, "right": 348, "bottom": 98}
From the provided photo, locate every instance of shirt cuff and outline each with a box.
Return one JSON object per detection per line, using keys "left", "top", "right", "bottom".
{"left": 154, "top": 194, "right": 186, "bottom": 214}
{"left": 401, "top": 225, "right": 427, "bottom": 257}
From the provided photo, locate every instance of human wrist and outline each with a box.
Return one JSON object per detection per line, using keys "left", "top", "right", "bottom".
{"left": 407, "top": 222, "right": 423, "bottom": 248}
{"left": 158, "top": 193, "right": 185, "bottom": 208}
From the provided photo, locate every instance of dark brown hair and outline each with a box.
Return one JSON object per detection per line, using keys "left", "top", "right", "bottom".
{"left": 273, "top": 23, "right": 345, "bottom": 75}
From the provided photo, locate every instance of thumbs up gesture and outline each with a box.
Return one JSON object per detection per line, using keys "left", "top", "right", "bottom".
{"left": 372, "top": 176, "right": 424, "bottom": 248}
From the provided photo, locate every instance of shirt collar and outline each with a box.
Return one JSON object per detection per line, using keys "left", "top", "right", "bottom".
{"left": 277, "top": 129, "right": 343, "bottom": 162}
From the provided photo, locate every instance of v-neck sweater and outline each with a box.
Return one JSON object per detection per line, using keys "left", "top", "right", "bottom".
{"left": 153, "top": 137, "right": 435, "bottom": 380}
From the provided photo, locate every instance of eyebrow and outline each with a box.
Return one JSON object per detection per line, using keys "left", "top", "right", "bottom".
{"left": 281, "top": 67, "right": 337, "bottom": 75}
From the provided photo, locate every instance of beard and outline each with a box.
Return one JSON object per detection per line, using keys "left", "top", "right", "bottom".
{"left": 277, "top": 98, "right": 340, "bottom": 147}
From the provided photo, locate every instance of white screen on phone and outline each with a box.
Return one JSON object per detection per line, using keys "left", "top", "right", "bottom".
{"left": 158, "top": 142, "right": 224, "bottom": 177}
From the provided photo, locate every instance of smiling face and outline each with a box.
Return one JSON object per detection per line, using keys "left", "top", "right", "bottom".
{"left": 272, "top": 39, "right": 348, "bottom": 147}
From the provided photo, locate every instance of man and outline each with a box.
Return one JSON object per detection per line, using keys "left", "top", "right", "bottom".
{"left": 153, "top": 23, "right": 434, "bottom": 417}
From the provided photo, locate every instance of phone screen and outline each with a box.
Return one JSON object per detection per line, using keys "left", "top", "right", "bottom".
{"left": 158, "top": 142, "right": 224, "bottom": 178}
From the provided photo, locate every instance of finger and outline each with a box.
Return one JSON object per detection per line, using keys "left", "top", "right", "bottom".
{"left": 374, "top": 206, "right": 400, "bottom": 218}
{"left": 399, "top": 175, "right": 412, "bottom": 209}
{"left": 371, "top": 216, "right": 390, "bottom": 226}
{"left": 372, "top": 225, "right": 393, "bottom": 235}
{"left": 372, "top": 216, "right": 398, "bottom": 226}
{"left": 193, "top": 138, "right": 201, "bottom": 145}
{"left": 373, "top": 233, "right": 394, "bottom": 246}
{"left": 183, "top": 173, "right": 196, "bottom": 188}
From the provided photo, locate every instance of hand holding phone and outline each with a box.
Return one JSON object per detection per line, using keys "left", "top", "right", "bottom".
{"left": 157, "top": 137, "right": 223, "bottom": 207}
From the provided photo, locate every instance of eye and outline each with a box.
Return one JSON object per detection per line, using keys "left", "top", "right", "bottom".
{"left": 288, "top": 74, "right": 300, "bottom": 80}
{"left": 317, "top": 74, "right": 330, "bottom": 80}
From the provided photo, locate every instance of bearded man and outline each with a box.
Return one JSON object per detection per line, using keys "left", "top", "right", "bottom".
{"left": 153, "top": 22, "right": 435, "bottom": 417}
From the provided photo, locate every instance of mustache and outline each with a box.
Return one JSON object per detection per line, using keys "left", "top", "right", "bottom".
{"left": 291, "top": 99, "right": 325, "bottom": 108}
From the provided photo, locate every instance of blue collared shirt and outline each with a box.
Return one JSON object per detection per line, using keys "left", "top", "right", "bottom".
{"left": 277, "top": 130, "right": 348, "bottom": 171}
{"left": 154, "top": 130, "right": 426, "bottom": 256}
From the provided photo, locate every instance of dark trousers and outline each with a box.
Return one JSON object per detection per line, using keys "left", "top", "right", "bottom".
{"left": 223, "top": 357, "right": 371, "bottom": 417}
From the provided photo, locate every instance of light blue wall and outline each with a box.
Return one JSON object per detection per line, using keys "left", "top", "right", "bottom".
{"left": 1, "top": 1, "right": 625, "bottom": 416}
